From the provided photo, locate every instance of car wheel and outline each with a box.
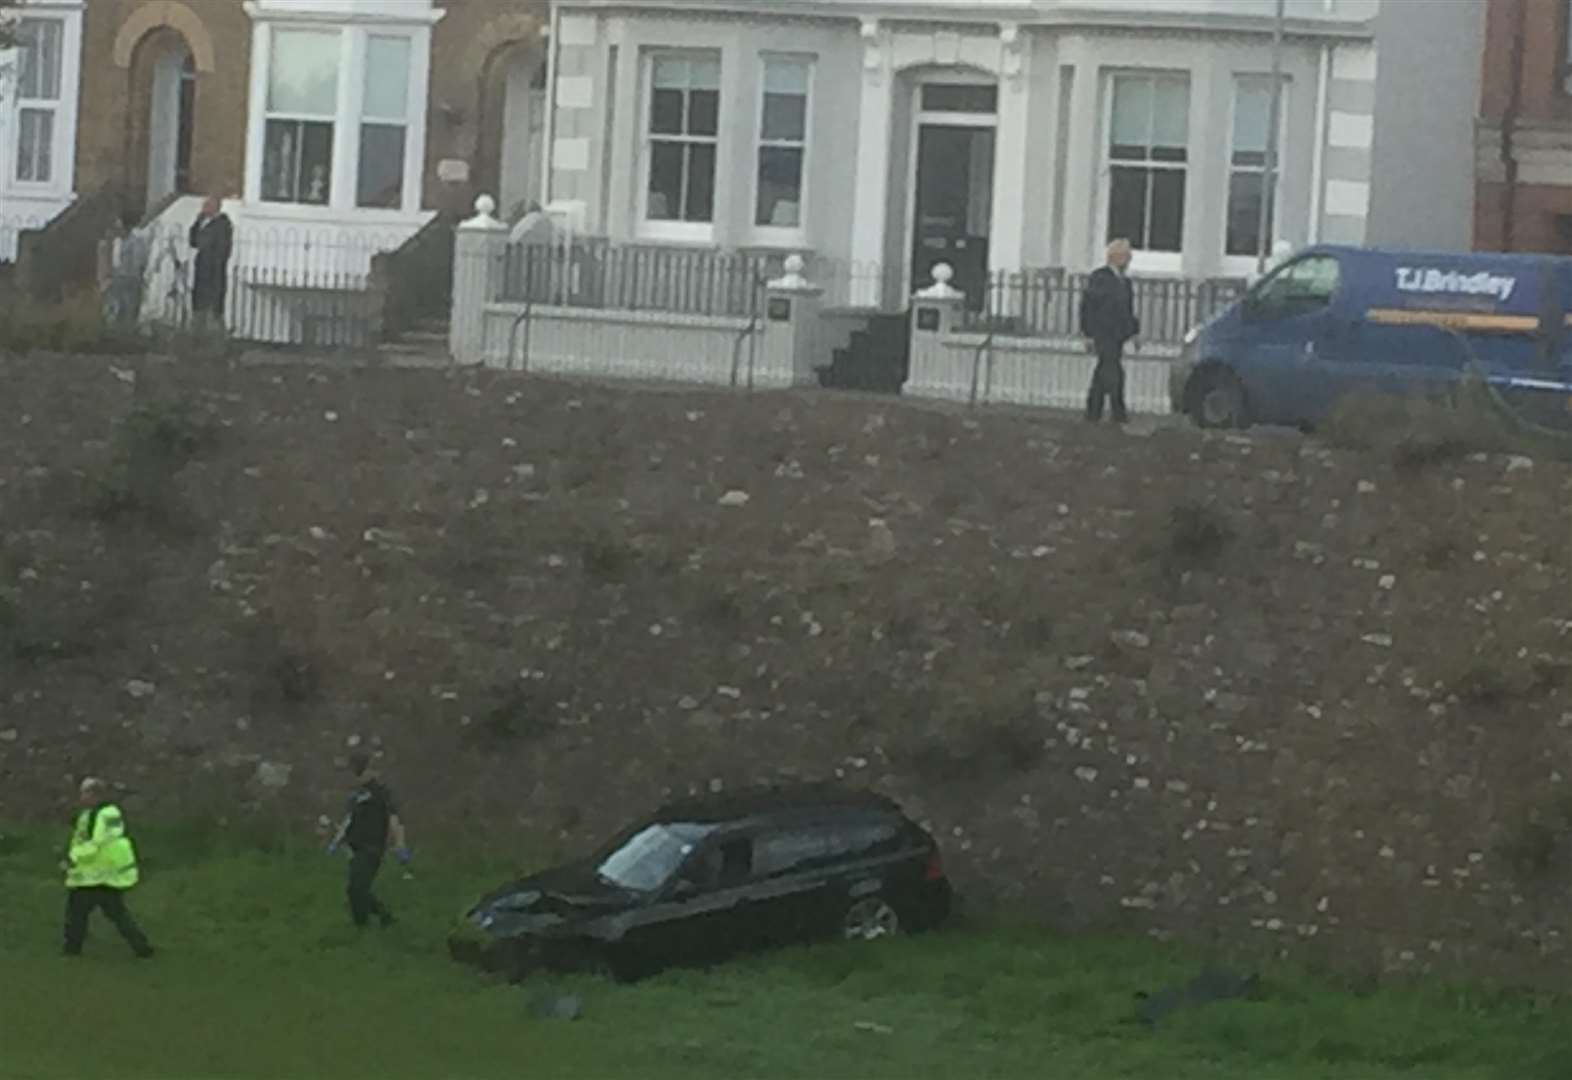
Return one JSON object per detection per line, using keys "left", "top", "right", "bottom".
{"left": 1192, "top": 371, "right": 1248, "bottom": 430}
{"left": 842, "top": 896, "right": 901, "bottom": 941}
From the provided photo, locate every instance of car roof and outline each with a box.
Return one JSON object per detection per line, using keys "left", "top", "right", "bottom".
{"left": 647, "top": 783, "right": 903, "bottom": 828}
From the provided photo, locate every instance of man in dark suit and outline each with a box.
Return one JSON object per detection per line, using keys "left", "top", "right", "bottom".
{"left": 188, "top": 196, "right": 233, "bottom": 329}
{"left": 1079, "top": 238, "right": 1140, "bottom": 424}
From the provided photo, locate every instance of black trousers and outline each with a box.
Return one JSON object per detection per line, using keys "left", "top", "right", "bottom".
{"left": 347, "top": 848, "right": 392, "bottom": 927}
{"left": 63, "top": 887, "right": 153, "bottom": 956}
{"left": 1086, "top": 339, "right": 1130, "bottom": 423}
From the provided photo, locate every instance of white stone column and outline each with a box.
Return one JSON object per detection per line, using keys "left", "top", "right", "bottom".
{"left": 1058, "top": 62, "right": 1100, "bottom": 274}
{"left": 761, "top": 255, "right": 826, "bottom": 388}
{"left": 450, "top": 195, "right": 510, "bottom": 366}
{"left": 990, "top": 23, "right": 1030, "bottom": 279}
{"left": 849, "top": 19, "right": 893, "bottom": 307}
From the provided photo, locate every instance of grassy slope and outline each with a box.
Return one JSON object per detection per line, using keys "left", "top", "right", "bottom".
{"left": 0, "top": 828, "right": 1565, "bottom": 1080}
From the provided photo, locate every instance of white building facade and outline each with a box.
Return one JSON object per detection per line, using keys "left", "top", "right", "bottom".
{"left": 540, "top": 0, "right": 1399, "bottom": 305}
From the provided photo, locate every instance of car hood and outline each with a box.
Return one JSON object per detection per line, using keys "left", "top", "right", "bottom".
{"left": 471, "top": 861, "right": 635, "bottom": 923}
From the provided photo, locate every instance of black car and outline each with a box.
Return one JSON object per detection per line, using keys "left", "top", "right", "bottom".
{"left": 448, "top": 785, "right": 952, "bottom": 981}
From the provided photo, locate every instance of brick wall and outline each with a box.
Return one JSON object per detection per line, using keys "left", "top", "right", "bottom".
{"left": 1479, "top": 0, "right": 1572, "bottom": 122}
{"left": 1475, "top": 0, "right": 1572, "bottom": 250}
{"left": 74, "top": 0, "right": 549, "bottom": 221}
{"left": 76, "top": 0, "right": 253, "bottom": 216}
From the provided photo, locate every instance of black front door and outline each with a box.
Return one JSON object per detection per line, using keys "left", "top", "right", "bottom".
{"left": 912, "top": 124, "right": 995, "bottom": 311}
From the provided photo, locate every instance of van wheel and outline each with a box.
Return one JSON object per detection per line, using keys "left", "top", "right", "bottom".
{"left": 843, "top": 896, "right": 901, "bottom": 941}
{"left": 1192, "top": 371, "right": 1247, "bottom": 429}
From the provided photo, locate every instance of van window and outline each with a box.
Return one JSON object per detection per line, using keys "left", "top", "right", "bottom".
{"left": 1251, "top": 255, "right": 1341, "bottom": 318}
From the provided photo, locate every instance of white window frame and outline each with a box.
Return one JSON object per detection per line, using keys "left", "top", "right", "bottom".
{"left": 1222, "top": 75, "right": 1290, "bottom": 279}
{"left": 356, "top": 33, "right": 415, "bottom": 210}
{"left": 241, "top": 2, "right": 438, "bottom": 222}
{"left": 638, "top": 49, "right": 722, "bottom": 244}
{"left": 750, "top": 53, "right": 814, "bottom": 248}
{"left": 0, "top": 2, "right": 84, "bottom": 205}
{"left": 1099, "top": 70, "right": 1191, "bottom": 276}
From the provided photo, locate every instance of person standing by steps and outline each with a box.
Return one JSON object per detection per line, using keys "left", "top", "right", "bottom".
{"left": 327, "top": 754, "right": 411, "bottom": 928}
{"left": 1080, "top": 238, "right": 1141, "bottom": 425}
{"left": 62, "top": 778, "right": 155, "bottom": 959}
{"left": 188, "top": 195, "right": 233, "bottom": 330}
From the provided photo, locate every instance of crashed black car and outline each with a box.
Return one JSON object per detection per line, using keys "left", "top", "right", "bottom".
{"left": 448, "top": 786, "right": 952, "bottom": 981}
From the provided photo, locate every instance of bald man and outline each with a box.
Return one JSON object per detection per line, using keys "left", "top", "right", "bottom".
{"left": 1080, "top": 239, "right": 1141, "bottom": 425}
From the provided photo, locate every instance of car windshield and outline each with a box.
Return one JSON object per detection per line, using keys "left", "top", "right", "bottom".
{"left": 596, "top": 822, "right": 716, "bottom": 892}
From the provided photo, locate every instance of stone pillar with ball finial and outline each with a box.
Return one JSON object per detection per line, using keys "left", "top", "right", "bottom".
{"left": 450, "top": 194, "right": 511, "bottom": 366}
{"left": 758, "top": 253, "right": 826, "bottom": 388}
{"left": 905, "top": 262, "right": 969, "bottom": 400}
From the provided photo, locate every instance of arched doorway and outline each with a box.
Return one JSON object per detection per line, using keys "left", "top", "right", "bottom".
{"left": 476, "top": 40, "right": 548, "bottom": 221}
{"left": 127, "top": 28, "right": 197, "bottom": 213}
{"left": 148, "top": 47, "right": 196, "bottom": 208}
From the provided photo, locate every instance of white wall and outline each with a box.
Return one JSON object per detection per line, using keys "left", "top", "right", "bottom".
{"left": 478, "top": 302, "right": 794, "bottom": 386}
{"left": 908, "top": 332, "right": 1177, "bottom": 414}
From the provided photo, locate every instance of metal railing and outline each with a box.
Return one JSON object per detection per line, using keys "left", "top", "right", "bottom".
{"left": 962, "top": 269, "right": 1248, "bottom": 345}
{"left": 105, "top": 224, "right": 411, "bottom": 348}
{"left": 500, "top": 238, "right": 779, "bottom": 319}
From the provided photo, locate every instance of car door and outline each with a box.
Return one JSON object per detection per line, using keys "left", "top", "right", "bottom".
{"left": 746, "top": 826, "right": 841, "bottom": 948}
{"left": 748, "top": 819, "right": 908, "bottom": 946}
{"left": 624, "top": 833, "right": 756, "bottom": 970}
{"left": 1232, "top": 254, "right": 1351, "bottom": 425}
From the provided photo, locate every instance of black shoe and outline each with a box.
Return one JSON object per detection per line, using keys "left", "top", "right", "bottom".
{"left": 135, "top": 947, "right": 155, "bottom": 960}
{"left": 379, "top": 912, "right": 395, "bottom": 929}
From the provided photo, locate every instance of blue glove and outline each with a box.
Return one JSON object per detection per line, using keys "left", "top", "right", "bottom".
{"left": 325, "top": 840, "right": 340, "bottom": 857}
{"left": 394, "top": 846, "right": 412, "bottom": 866}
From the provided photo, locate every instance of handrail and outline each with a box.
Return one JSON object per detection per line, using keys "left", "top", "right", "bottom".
{"left": 968, "top": 329, "right": 995, "bottom": 409}
{"left": 508, "top": 296, "right": 534, "bottom": 373}
{"left": 729, "top": 271, "right": 766, "bottom": 390}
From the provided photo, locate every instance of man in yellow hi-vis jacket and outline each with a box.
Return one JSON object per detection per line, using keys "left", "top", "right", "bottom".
{"left": 63, "top": 778, "right": 154, "bottom": 958}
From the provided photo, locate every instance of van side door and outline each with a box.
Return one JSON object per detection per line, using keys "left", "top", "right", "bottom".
{"left": 1234, "top": 254, "right": 1349, "bottom": 425}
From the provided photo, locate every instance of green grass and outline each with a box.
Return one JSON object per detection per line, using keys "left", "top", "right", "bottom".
{"left": 0, "top": 824, "right": 1565, "bottom": 1080}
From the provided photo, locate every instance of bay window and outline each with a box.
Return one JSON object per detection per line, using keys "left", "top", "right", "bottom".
{"left": 1225, "top": 76, "right": 1285, "bottom": 259}
{"left": 357, "top": 36, "right": 411, "bottom": 208}
{"left": 244, "top": 8, "right": 435, "bottom": 216}
{"left": 644, "top": 53, "right": 721, "bottom": 228}
{"left": 755, "top": 56, "right": 811, "bottom": 231}
{"left": 1106, "top": 73, "right": 1190, "bottom": 257}
{"left": 262, "top": 29, "right": 338, "bottom": 204}
{"left": 13, "top": 18, "right": 64, "bottom": 184}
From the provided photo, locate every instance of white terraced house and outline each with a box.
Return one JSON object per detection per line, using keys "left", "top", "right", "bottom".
{"left": 534, "top": 0, "right": 1482, "bottom": 303}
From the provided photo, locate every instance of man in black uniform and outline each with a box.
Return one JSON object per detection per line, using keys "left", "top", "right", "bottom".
{"left": 326, "top": 754, "right": 411, "bottom": 928}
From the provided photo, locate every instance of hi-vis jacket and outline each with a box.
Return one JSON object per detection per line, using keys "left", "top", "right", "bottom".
{"left": 65, "top": 804, "right": 140, "bottom": 889}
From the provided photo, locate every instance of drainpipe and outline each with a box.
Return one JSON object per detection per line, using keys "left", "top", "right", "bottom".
{"left": 1499, "top": 0, "right": 1527, "bottom": 251}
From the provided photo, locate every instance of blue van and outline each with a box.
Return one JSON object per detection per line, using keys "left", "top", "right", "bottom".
{"left": 1169, "top": 246, "right": 1572, "bottom": 431}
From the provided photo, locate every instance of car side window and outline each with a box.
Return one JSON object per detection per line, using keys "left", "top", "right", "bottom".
{"left": 1252, "top": 255, "right": 1341, "bottom": 317}
{"left": 754, "top": 830, "right": 829, "bottom": 878}
{"left": 754, "top": 821, "right": 901, "bottom": 878}
{"left": 687, "top": 836, "right": 753, "bottom": 890}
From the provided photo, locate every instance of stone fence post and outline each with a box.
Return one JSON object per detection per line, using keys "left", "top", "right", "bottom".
{"left": 449, "top": 195, "right": 509, "bottom": 366}
{"left": 760, "top": 255, "right": 826, "bottom": 387}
